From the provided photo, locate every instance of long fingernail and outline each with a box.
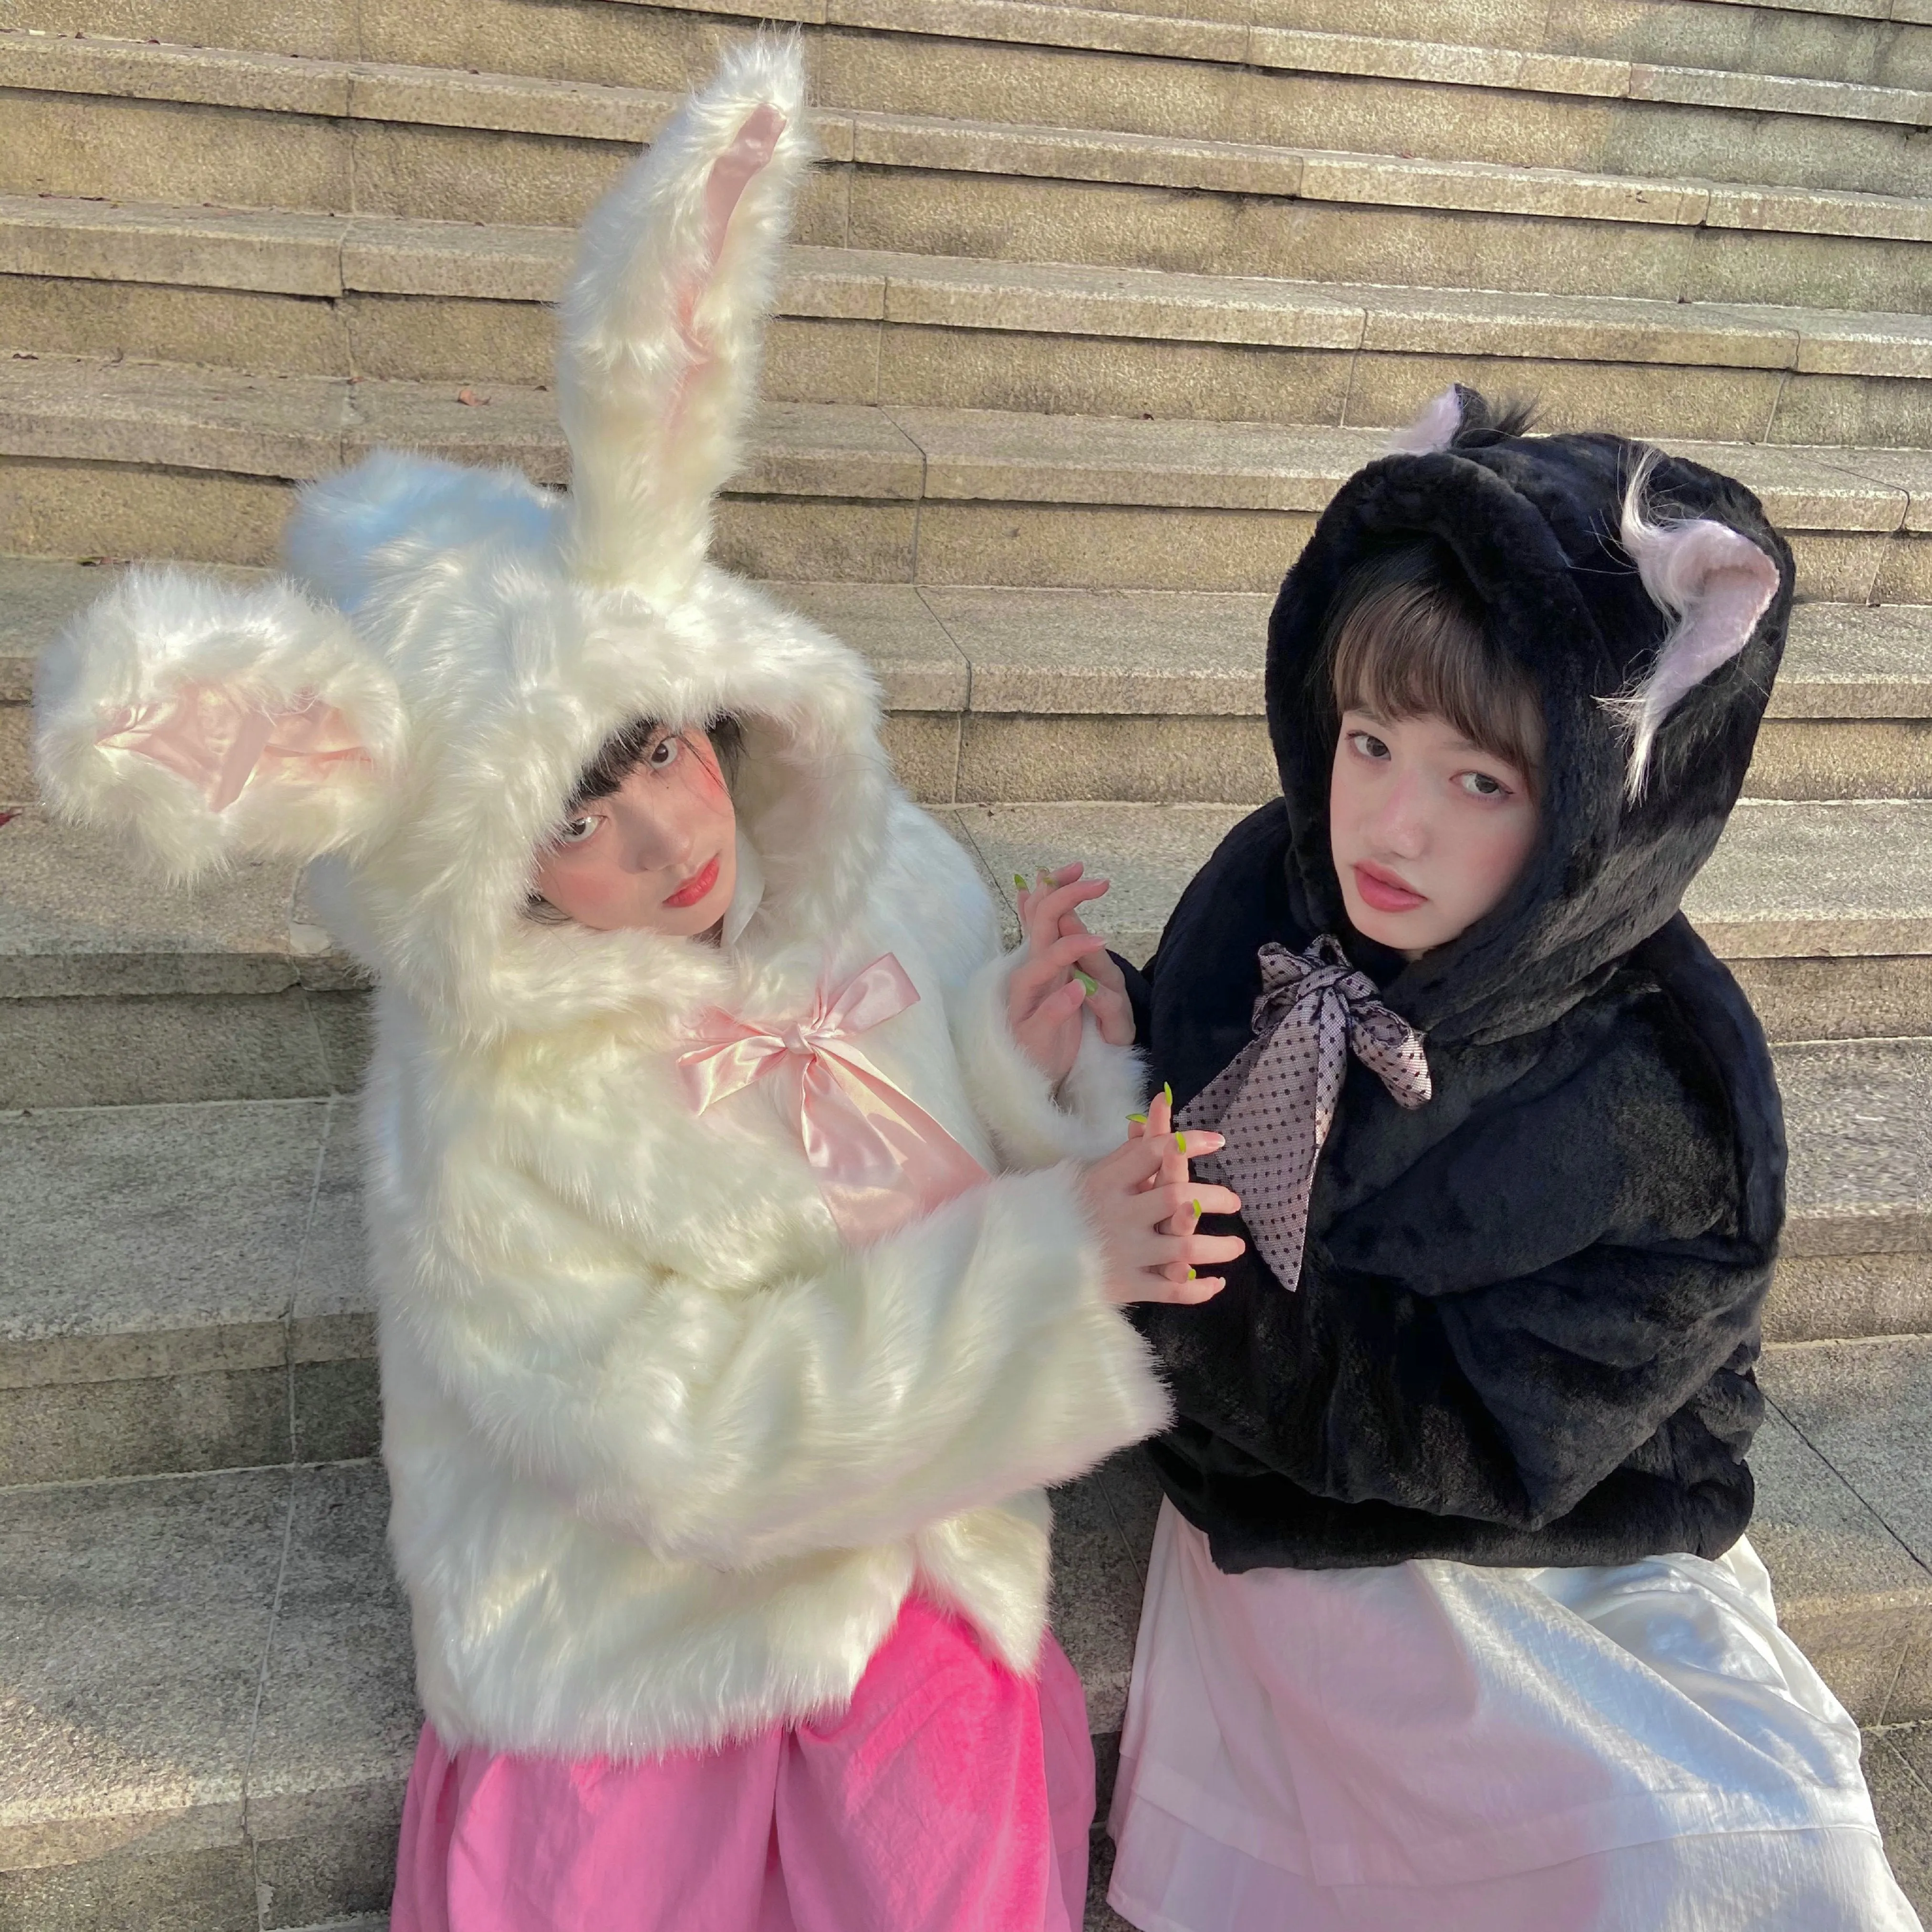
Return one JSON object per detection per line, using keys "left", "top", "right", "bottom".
{"left": 1128, "top": 1112, "right": 1147, "bottom": 1124}
{"left": 1192, "top": 1198, "right": 1201, "bottom": 1219}
{"left": 1186, "top": 1267, "right": 1197, "bottom": 1280}
{"left": 1163, "top": 1081, "right": 1174, "bottom": 1106}
{"left": 1076, "top": 970, "right": 1099, "bottom": 996}
{"left": 1012, "top": 873, "right": 1028, "bottom": 893}
{"left": 1175, "top": 1132, "right": 1187, "bottom": 1154}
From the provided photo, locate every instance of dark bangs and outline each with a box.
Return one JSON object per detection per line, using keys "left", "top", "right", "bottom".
{"left": 1321, "top": 540, "right": 1543, "bottom": 788}
{"left": 566, "top": 715, "right": 746, "bottom": 810}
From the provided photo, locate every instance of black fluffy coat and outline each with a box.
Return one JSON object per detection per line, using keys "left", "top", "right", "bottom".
{"left": 1127, "top": 403, "right": 1795, "bottom": 1574}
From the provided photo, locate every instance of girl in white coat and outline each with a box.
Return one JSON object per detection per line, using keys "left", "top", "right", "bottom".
{"left": 32, "top": 42, "right": 1243, "bottom": 1932}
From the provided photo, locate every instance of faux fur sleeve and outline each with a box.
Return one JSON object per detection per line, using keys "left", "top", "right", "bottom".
{"left": 1143, "top": 988, "right": 1768, "bottom": 1538}
{"left": 956, "top": 948, "right": 1148, "bottom": 1168}
{"left": 405, "top": 1162, "right": 1171, "bottom": 1570}
{"left": 875, "top": 793, "right": 1148, "bottom": 1166}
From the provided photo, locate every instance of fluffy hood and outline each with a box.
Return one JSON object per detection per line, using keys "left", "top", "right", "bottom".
{"left": 1267, "top": 387, "right": 1796, "bottom": 1047}
{"left": 35, "top": 38, "right": 884, "bottom": 1040}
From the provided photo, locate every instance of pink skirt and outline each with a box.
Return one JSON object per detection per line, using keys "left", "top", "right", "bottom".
{"left": 391, "top": 1595, "right": 1094, "bottom": 1932}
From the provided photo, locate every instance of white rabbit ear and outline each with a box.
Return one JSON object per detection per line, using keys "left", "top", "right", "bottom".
{"left": 33, "top": 568, "right": 403, "bottom": 883}
{"left": 1387, "top": 385, "right": 1466, "bottom": 455}
{"left": 1609, "top": 453, "right": 1781, "bottom": 801}
{"left": 556, "top": 36, "right": 812, "bottom": 601}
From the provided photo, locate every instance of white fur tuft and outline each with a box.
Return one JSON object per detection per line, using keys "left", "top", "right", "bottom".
{"left": 33, "top": 568, "right": 402, "bottom": 882}
{"left": 557, "top": 33, "right": 813, "bottom": 599}
{"left": 1387, "top": 385, "right": 1465, "bottom": 455}
{"left": 285, "top": 450, "right": 556, "bottom": 614}
{"left": 1607, "top": 451, "right": 1780, "bottom": 801}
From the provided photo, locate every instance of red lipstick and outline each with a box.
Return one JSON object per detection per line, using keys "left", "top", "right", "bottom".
{"left": 1353, "top": 862, "right": 1426, "bottom": 914}
{"left": 663, "top": 854, "right": 721, "bottom": 910}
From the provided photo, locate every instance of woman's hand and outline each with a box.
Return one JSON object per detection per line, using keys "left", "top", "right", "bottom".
{"left": 1008, "top": 862, "right": 1135, "bottom": 1086}
{"left": 1079, "top": 1102, "right": 1245, "bottom": 1307}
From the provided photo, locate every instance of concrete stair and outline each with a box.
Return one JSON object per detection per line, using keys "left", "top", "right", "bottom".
{"left": 14, "top": 363, "right": 1932, "bottom": 600}
{"left": 16, "top": 6, "right": 1932, "bottom": 201}
{"left": 9, "top": 0, "right": 1932, "bottom": 1922}
{"left": 20, "top": 24, "right": 1932, "bottom": 315}
{"left": 18, "top": 0, "right": 1932, "bottom": 93}
{"left": 28, "top": 200, "right": 1932, "bottom": 451}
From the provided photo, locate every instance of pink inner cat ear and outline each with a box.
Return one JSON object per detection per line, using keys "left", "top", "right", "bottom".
{"left": 1387, "top": 387, "right": 1465, "bottom": 455}
{"left": 1610, "top": 468, "right": 1780, "bottom": 801}
{"left": 97, "top": 682, "right": 372, "bottom": 813}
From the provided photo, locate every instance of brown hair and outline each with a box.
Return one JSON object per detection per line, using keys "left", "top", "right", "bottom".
{"left": 1321, "top": 540, "right": 1543, "bottom": 788}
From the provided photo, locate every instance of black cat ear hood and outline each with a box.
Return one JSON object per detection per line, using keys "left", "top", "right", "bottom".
{"left": 1268, "top": 386, "right": 1796, "bottom": 1047}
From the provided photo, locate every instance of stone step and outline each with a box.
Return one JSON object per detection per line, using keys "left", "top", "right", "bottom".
{"left": 15, "top": 34, "right": 1932, "bottom": 313}
{"left": 1270, "top": 0, "right": 1932, "bottom": 91}
{"left": 22, "top": 203, "right": 1932, "bottom": 453}
{"left": 17, "top": 0, "right": 1932, "bottom": 95}
{"left": 15, "top": 7, "right": 1932, "bottom": 204}
{"left": 1, "top": 1019, "right": 1922, "bottom": 1487}
{"left": 5, "top": 1338, "right": 1932, "bottom": 1927}
{"left": 5, "top": 561, "right": 1930, "bottom": 807}
{"left": 0, "top": 788, "right": 1926, "bottom": 1108}
{"left": 9, "top": 360, "right": 1932, "bottom": 604}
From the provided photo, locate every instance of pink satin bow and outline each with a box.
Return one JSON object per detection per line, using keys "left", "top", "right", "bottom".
{"left": 98, "top": 681, "right": 370, "bottom": 812}
{"left": 679, "top": 954, "right": 989, "bottom": 1245}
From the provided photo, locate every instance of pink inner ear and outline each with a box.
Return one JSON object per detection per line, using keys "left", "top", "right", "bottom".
{"left": 1387, "top": 387, "right": 1465, "bottom": 455}
{"left": 1631, "top": 519, "right": 1779, "bottom": 725}
{"left": 98, "top": 683, "right": 371, "bottom": 813}
{"left": 664, "top": 102, "right": 788, "bottom": 432}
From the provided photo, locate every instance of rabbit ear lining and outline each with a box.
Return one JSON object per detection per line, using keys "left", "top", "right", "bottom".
{"left": 97, "top": 683, "right": 374, "bottom": 814}
{"left": 664, "top": 102, "right": 788, "bottom": 435}
{"left": 34, "top": 567, "right": 403, "bottom": 882}
{"left": 556, "top": 34, "right": 810, "bottom": 600}
{"left": 1608, "top": 459, "right": 1780, "bottom": 801}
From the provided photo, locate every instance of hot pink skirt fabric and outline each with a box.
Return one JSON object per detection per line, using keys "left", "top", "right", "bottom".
{"left": 390, "top": 1595, "right": 1094, "bottom": 1932}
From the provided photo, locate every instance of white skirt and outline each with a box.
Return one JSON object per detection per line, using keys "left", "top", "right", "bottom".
{"left": 1108, "top": 1501, "right": 1921, "bottom": 1932}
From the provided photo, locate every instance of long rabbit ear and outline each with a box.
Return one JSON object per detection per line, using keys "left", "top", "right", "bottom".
{"left": 1609, "top": 452, "right": 1781, "bottom": 801}
{"left": 556, "top": 36, "right": 812, "bottom": 600}
{"left": 34, "top": 568, "right": 403, "bottom": 883}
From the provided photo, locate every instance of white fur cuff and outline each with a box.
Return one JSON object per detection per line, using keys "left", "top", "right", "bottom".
{"left": 957, "top": 949, "right": 1148, "bottom": 1170}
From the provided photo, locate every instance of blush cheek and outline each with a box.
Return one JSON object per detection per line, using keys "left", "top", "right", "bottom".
{"left": 1460, "top": 816, "right": 1536, "bottom": 924}
{"left": 685, "top": 734, "right": 729, "bottom": 802}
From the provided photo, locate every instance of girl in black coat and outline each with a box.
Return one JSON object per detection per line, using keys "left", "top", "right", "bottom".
{"left": 1103, "top": 392, "right": 1921, "bottom": 1931}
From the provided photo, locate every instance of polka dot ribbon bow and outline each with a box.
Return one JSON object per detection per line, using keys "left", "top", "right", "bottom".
{"left": 1178, "top": 935, "right": 1432, "bottom": 1292}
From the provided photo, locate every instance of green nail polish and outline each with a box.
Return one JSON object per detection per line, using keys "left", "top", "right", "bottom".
{"left": 1012, "top": 873, "right": 1028, "bottom": 893}
{"left": 1076, "top": 970, "right": 1099, "bottom": 997}
{"left": 1176, "top": 1132, "right": 1188, "bottom": 1154}
{"left": 1128, "top": 1112, "right": 1147, "bottom": 1125}
{"left": 1163, "top": 1081, "right": 1174, "bottom": 1106}
{"left": 1186, "top": 1267, "right": 1198, "bottom": 1281}
{"left": 1192, "top": 1198, "right": 1202, "bottom": 1219}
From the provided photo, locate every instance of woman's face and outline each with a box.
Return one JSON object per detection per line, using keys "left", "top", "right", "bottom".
{"left": 1329, "top": 706, "right": 1539, "bottom": 957}
{"left": 530, "top": 727, "right": 737, "bottom": 935}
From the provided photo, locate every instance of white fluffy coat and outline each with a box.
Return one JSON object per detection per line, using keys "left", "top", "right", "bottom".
{"left": 34, "top": 41, "right": 1169, "bottom": 1760}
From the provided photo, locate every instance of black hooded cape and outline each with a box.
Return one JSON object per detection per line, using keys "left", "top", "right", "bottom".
{"left": 1126, "top": 396, "right": 1795, "bottom": 1574}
